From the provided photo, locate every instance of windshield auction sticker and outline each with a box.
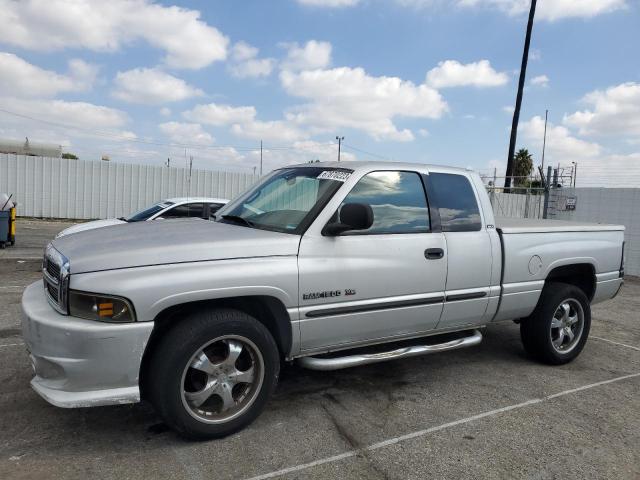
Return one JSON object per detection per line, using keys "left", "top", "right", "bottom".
{"left": 317, "top": 171, "right": 352, "bottom": 182}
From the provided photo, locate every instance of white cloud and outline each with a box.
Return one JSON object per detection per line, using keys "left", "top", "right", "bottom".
{"left": 426, "top": 60, "right": 509, "bottom": 89}
{"left": 0, "top": 96, "right": 130, "bottom": 136}
{"left": 231, "top": 120, "right": 306, "bottom": 143}
{"left": 574, "top": 152, "right": 640, "bottom": 187}
{"left": 158, "top": 121, "right": 214, "bottom": 145}
{"left": 0, "top": 52, "right": 98, "bottom": 97}
{"left": 232, "top": 42, "right": 259, "bottom": 62}
{"left": 230, "top": 58, "right": 276, "bottom": 79}
{"left": 0, "top": 0, "right": 229, "bottom": 69}
{"left": 530, "top": 74, "right": 549, "bottom": 87}
{"left": 520, "top": 115, "right": 601, "bottom": 162}
{"left": 563, "top": 82, "right": 640, "bottom": 139}
{"left": 296, "top": 0, "right": 360, "bottom": 7}
{"left": 281, "top": 66, "right": 448, "bottom": 141}
{"left": 183, "top": 102, "right": 305, "bottom": 142}
{"left": 183, "top": 103, "right": 257, "bottom": 126}
{"left": 502, "top": 105, "right": 515, "bottom": 114}
{"left": 228, "top": 42, "right": 275, "bottom": 79}
{"left": 160, "top": 107, "right": 172, "bottom": 117}
{"left": 112, "top": 68, "right": 203, "bottom": 105}
{"left": 67, "top": 59, "right": 100, "bottom": 91}
{"left": 281, "top": 40, "right": 332, "bottom": 71}
{"left": 457, "top": 0, "right": 626, "bottom": 21}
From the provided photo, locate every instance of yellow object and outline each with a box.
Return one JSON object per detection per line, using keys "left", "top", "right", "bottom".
{"left": 98, "top": 302, "right": 114, "bottom": 317}
{"left": 10, "top": 207, "right": 15, "bottom": 236}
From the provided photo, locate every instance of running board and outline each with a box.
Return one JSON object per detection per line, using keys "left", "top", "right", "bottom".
{"left": 297, "top": 329, "right": 483, "bottom": 371}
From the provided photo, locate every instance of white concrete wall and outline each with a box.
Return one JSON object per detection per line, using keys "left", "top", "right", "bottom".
{"left": 551, "top": 188, "right": 639, "bottom": 276}
{"left": 0, "top": 154, "right": 258, "bottom": 219}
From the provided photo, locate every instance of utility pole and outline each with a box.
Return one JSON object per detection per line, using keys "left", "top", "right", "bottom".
{"left": 166, "top": 157, "right": 170, "bottom": 168}
{"left": 541, "top": 109, "right": 548, "bottom": 171}
{"left": 260, "top": 140, "right": 263, "bottom": 176}
{"left": 572, "top": 161, "right": 578, "bottom": 188}
{"left": 505, "top": 0, "right": 537, "bottom": 190}
{"left": 336, "top": 136, "right": 344, "bottom": 162}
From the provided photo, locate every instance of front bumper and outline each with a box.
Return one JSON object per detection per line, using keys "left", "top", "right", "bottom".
{"left": 21, "top": 281, "right": 154, "bottom": 408}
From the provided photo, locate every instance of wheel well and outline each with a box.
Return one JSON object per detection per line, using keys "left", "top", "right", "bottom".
{"left": 545, "top": 264, "right": 596, "bottom": 301}
{"left": 138, "top": 296, "right": 292, "bottom": 402}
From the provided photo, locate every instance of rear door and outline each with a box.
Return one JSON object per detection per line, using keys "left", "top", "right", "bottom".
{"left": 426, "top": 172, "right": 493, "bottom": 329}
{"left": 297, "top": 169, "right": 447, "bottom": 352}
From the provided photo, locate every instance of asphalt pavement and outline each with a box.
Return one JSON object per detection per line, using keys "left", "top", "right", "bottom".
{"left": 1, "top": 219, "right": 638, "bottom": 479}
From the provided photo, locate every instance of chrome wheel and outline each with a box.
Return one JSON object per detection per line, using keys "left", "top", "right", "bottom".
{"left": 550, "top": 299, "right": 584, "bottom": 354}
{"left": 180, "top": 335, "right": 264, "bottom": 424}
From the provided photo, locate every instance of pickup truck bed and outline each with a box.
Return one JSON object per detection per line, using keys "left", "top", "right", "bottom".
{"left": 494, "top": 217, "right": 624, "bottom": 323}
{"left": 496, "top": 217, "right": 624, "bottom": 233}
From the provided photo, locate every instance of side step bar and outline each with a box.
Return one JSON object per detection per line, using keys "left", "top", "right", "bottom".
{"left": 297, "top": 329, "right": 483, "bottom": 371}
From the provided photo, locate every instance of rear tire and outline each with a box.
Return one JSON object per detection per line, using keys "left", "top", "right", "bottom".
{"left": 520, "top": 282, "right": 591, "bottom": 365}
{"left": 149, "top": 308, "right": 280, "bottom": 439}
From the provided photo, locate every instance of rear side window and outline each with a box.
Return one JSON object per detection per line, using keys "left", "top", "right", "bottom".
{"left": 429, "top": 173, "right": 481, "bottom": 232}
{"left": 341, "top": 171, "right": 430, "bottom": 234}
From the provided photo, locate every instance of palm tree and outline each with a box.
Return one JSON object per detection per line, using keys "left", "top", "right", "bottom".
{"left": 513, "top": 148, "right": 533, "bottom": 187}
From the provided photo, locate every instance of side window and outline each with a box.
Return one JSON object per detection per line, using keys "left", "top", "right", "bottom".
{"left": 429, "top": 173, "right": 481, "bottom": 232}
{"left": 341, "top": 171, "right": 430, "bottom": 234}
{"left": 161, "top": 203, "right": 205, "bottom": 219}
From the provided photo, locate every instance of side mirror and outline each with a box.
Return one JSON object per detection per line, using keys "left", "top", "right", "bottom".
{"left": 322, "top": 203, "right": 374, "bottom": 236}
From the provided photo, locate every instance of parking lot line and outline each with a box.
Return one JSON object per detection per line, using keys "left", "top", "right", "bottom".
{"left": 0, "top": 342, "right": 24, "bottom": 348}
{"left": 591, "top": 335, "right": 640, "bottom": 352}
{"left": 244, "top": 372, "right": 640, "bottom": 480}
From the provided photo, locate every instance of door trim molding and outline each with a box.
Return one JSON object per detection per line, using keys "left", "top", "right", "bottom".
{"left": 305, "top": 296, "right": 445, "bottom": 318}
{"left": 304, "top": 288, "right": 490, "bottom": 319}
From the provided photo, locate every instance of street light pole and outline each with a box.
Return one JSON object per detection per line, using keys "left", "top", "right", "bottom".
{"left": 541, "top": 109, "right": 548, "bottom": 171}
{"left": 336, "top": 136, "right": 344, "bottom": 162}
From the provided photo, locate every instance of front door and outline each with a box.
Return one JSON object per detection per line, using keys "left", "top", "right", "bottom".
{"left": 297, "top": 170, "right": 447, "bottom": 352}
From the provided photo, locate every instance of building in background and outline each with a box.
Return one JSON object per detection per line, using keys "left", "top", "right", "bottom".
{"left": 0, "top": 138, "right": 62, "bottom": 157}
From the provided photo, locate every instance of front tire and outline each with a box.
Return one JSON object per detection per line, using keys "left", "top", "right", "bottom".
{"left": 520, "top": 282, "right": 591, "bottom": 365}
{"left": 149, "top": 308, "right": 280, "bottom": 439}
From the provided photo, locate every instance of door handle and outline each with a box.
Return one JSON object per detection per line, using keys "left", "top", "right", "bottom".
{"left": 424, "top": 248, "right": 444, "bottom": 260}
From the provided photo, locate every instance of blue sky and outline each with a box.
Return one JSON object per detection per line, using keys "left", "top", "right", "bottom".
{"left": 0, "top": 0, "right": 639, "bottom": 186}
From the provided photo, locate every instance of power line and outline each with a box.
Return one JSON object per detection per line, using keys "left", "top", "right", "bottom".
{"left": 342, "top": 143, "right": 391, "bottom": 160}
{"left": 0, "top": 107, "right": 340, "bottom": 157}
{"left": 0, "top": 107, "right": 260, "bottom": 152}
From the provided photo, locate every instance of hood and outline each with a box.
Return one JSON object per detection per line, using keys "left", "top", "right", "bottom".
{"left": 52, "top": 219, "right": 300, "bottom": 274}
{"left": 56, "top": 218, "right": 126, "bottom": 238}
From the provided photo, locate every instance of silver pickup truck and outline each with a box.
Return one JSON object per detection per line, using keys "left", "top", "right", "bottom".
{"left": 22, "top": 161, "right": 625, "bottom": 439}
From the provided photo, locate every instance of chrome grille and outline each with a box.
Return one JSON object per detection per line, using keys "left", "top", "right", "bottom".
{"left": 43, "top": 244, "right": 69, "bottom": 314}
{"left": 45, "top": 258, "right": 60, "bottom": 279}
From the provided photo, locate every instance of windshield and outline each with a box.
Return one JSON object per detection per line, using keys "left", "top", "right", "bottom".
{"left": 125, "top": 201, "right": 174, "bottom": 222}
{"left": 218, "top": 167, "right": 352, "bottom": 234}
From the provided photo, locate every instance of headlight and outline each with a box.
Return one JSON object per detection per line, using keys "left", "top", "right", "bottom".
{"left": 68, "top": 291, "right": 136, "bottom": 323}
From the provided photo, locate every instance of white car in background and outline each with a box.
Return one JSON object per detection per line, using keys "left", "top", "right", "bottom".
{"left": 55, "top": 197, "right": 229, "bottom": 238}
